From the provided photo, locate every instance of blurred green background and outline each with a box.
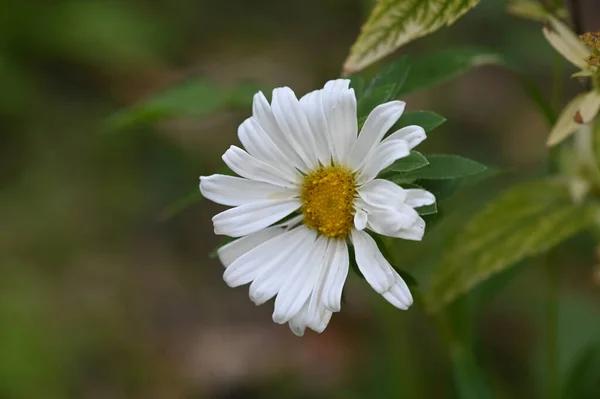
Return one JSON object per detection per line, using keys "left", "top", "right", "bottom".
{"left": 2, "top": 0, "right": 600, "bottom": 398}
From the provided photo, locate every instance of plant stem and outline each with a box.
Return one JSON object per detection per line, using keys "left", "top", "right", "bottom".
{"left": 546, "top": 258, "right": 560, "bottom": 399}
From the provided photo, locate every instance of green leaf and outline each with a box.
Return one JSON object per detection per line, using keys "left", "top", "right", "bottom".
{"left": 357, "top": 56, "right": 411, "bottom": 121}
{"left": 348, "top": 74, "right": 366, "bottom": 99}
{"left": 416, "top": 202, "right": 437, "bottom": 216}
{"left": 344, "top": 0, "right": 482, "bottom": 74}
{"left": 449, "top": 343, "right": 492, "bottom": 399}
{"left": 563, "top": 346, "right": 600, "bottom": 399}
{"left": 401, "top": 154, "right": 487, "bottom": 180}
{"left": 426, "top": 179, "right": 595, "bottom": 312}
{"left": 108, "top": 78, "right": 259, "bottom": 130}
{"left": 397, "top": 47, "right": 504, "bottom": 96}
{"left": 392, "top": 111, "right": 446, "bottom": 134}
{"left": 358, "top": 84, "right": 399, "bottom": 124}
{"left": 381, "top": 151, "right": 429, "bottom": 176}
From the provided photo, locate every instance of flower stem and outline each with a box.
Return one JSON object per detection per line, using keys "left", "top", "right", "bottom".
{"left": 546, "top": 257, "right": 560, "bottom": 399}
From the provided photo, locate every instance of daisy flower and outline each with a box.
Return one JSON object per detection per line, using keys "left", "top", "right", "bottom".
{"left": 200, "top": 79, "right": 435, "bottom": 336}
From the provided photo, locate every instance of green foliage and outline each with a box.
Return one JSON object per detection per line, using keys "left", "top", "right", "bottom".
{"left": 344, "top": 0, "right": 482, "bottom": 73}
{"left": 357, "top": 56, "right": 411, "bottom": 122}
{"left": 108, "top": 78, "right": 259, "bottom": 130}
{"left": 392, "top": 111, "right": 446, "bottom": 134}
{"left": 401, "top": 154, "right": 487, "bottom": 180}
{"left": 383, "top": 151, "right": 429, "bottom": 174}
{"left": 563, "top": 346, "right": 600, "bottom": 399}
{"left": 426, "top": 179, "right": 595, "bottom": 312}
{"left": 398, "top": 47, "right": 504, "bottom": 96}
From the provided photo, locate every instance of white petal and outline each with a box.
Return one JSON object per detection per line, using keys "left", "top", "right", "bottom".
{"left": 307, "top": 303, "right": 333, "bottom": 334}
{"left": 222, "top": 146, "right": 297, "bottom": 188}
{"left": 366, "top": 207, "right": 420, "bottom": 236}
{"left": 295, "top": 240, "right": 335, "bottom": 334}
{"left": 390, "top": 217, "right": 426, "bottom": 241}
{"left": 217, "top": 226, "right": 284, "bottom": 267}
{"left": 238, "top": 117, "right": 301, "bottom": 183}
{"left": 354, "top": 208, "right": 368, "bottom": 230}
{"left": 326, "top": 88, "right": 358, "bottom": 165}
{"left": 223, "top": 227, "right": 304, "bottom": 287}
{"left": 299, "top": 90, "right": 331, "bottom": 166}
{"left": 200, "top": 174, "right": 297, "bottom": 207}
{"left": 248, "top": 227, "right": 315, "bottom": 305}
{"left": 383, "top": 125, "right": 427, "bottom": 150}
{"left": 288, "top": 299, "right": 311, "bottom": 336}
{"left": 349, "top": 101, "right": 406, "bottom": 170}
{"left": 288, "top": 294, "right": 333, "bottom": 336}
{"left": 543, "top": 17, "right": 591, "bottom": 70}
{"left": 358, "top": 179, "right": 407, "bottom": 209}
{"left": 381, "top": 271, "right": 413, "bottom": 310}
{"left": 404, "top": 189, "right": 436, "bottom": 208}
{"left": 271, "top": 87, "right": 319, "bottom": 171}
{"left": 212, "top": 199, "right": 301, "bottom": 237}
{"left": 252, "top": 91, "right": 305, "bottom": 170}
{"left": 322, "top": 239, "right": 349, "bottom": 312}
{"left": 357, "top": 138, "right": 410, "bottom": 184}
{"left": 547, "top": 91, "right": 600, "bottom": 146}
{"left": 273, "top": 235, "right": 328, "bottom": 324}
{"left": 323, "top": 79, "right": 350, "bottom": 94}
{"left": 351, "top": 229, "right": 395, "bottom": 293}
{"left": 579, "top": 91, "right": 600, "bottom": 122}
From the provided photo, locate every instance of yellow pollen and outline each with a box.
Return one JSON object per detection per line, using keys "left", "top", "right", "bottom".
{"left": 580, "top": 31, "right": 600, "bottom": 67}
{"left": 300, "top": 166, "right": 357, "bottom": 238}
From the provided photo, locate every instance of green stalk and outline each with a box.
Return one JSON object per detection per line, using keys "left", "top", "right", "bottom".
{"left": 546, "top": 259, "right": 560, "bottom": 399}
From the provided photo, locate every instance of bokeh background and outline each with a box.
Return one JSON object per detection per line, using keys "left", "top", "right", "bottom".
{"left": 2, "top": 0, "right": 600, "bottom": 398}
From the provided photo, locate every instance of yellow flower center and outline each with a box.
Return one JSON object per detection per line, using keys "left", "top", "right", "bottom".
{"left": 300, "top": 166, "right": 357, "bottom": 238}
{"left": 580, "top": 31, "right": 600, "bottom": 67}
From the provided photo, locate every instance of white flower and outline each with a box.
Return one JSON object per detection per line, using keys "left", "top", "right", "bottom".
{"left": 200, "top": 79, "right": 435, "bottom": 336}
{"left": 543, "top": 16, "right": 600, "bottom": 146}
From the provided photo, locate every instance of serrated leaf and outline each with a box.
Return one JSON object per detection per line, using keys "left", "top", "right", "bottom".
{"left": 401, "top": 154, "right": 486, "bottom": 180}
{"left": 381, "top": 151, "right": 429, "bottom": 176}
{"left": 397, "top": 47, "right": 504, "bottom": 96}
{"left": 426, "top": 179, "right": 594, "bottom": 312}
{"left": 108, "top": 78, "right": 259, "bottom": 130}
{"left": 392, "top": 111, "right": 446, "bottom": 134}
{"left": 344, "top": 0, "right": 482, "bottom": 74}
